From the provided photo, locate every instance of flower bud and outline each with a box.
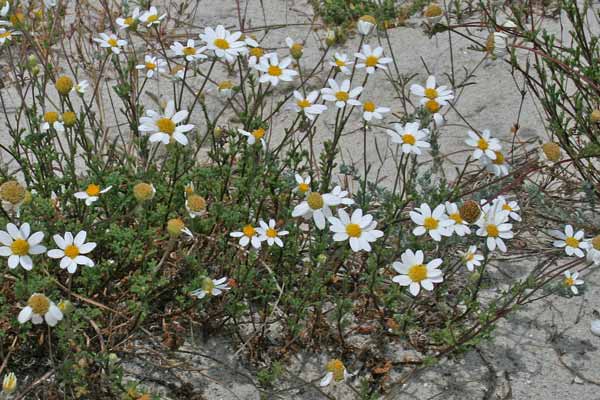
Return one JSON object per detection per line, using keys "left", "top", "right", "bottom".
{"left": 459, "top": 200, "right": 481, "bottom": 224}
{"left": 325, "top": 30, "right": 336, "bottom": 46}
{"left": 62, "top": 111, "right": 77, "bottom": 127}
{"left": 2, "top": 372, "right": 17, "bottom": 394}
{"left": 357, "top": 15, "right": 376, "bottom": 36}
{"left": 290, "top": 43, "right": 303, "bottom": 59}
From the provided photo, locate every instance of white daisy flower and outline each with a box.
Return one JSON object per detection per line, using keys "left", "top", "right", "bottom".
{"left": 93, "top": 32, "right": 127, "bottom": 54}
{"left": 563, "top": 270, "right": 584, "bottom": 295}
{"left": 136, "top": 55, "right": 167, "bottom": 78}
{"left": 392, "top": 249, "right": 443, "bottom": 296}
{"left": 410, "top": 203, "right": 453, "bottom": 241}
{"left": 256, "top": 219, "right": 289, "bottom": 247}
{"left": 2, "top": 371, "right": 16, "bottom": 395}
{"left": 328, "top": 208, "right": 383, "bottom": 252}
{"left": 551, "top": 224, "right": 589, "bottom": 258}
{"left": 410, "top": 75, "right": 454, "bottom": 104}
{"left": 0, "top": 223, "right": 46, "bottom": 271}
{"left": 387, "top": 122, "right": 430, "bottom": 155}
{"left": 320, "top": 359, "right": 353, "bottom": 387}
{"left": 488, "top": 196, "right": 521, "bottom": 222}
{"left": 459, "top": 245, "right": 484, "bottom": 272}
{"left": 170, "top": 39, "right": 207, "bottom": 62}
{"left": 294, "top": 174, "right": 311, "bottom": 194}
{"left": 139, "top": 6, "right": 165, "bottom": 27}
{"left": 329, "top": 186, "right": 355, "bottom": 206}
{"left": 199, "top": 25, "right": 246, "bottom": 62}
{"left": 445, "top": 202, "right": 471, "bottom": 236}
{"left": 246, "top": 38, "right": 265, "bottom": 66}
{"left": 185, "top": 193, "right": 206, "bottom": 219}
{"left": 361, "top": 100, "right": 390, "bottom": 121}
{"left": 465, "top": 129, "right": 502, "bottom": 161}
{"left": 230, "top": 224, "right": 261, "bottom": 249}
{"left": 238, "top": 127, "right": 266, "bottom": 147}
{"left": 41, "top": 111, "right": 64, "bottom": 132}
{"left": 116, "top": 7, "right": 140, "bottom": 29}
{"left": 292, "top": 187, "right": 353, "bottom": 230}
{"left": 354, "top": 44, "right": 392, "bottom": 74}
{"left": 329, "top": 53, "right": 353, "bottom": 75}
{"left": 476, "top": 205, "right": 513, "bottom": 252}
{"left": 191, "top": 277, "right": 230, "bottom": 299}
{"left": 74, "top": 184, "right": 112, "bottom": 206}
{"left": 72, "top": 80, "right": 89, "bottom": 95}
{"left": 321, "top": 79, "right": 362, "bottom": 108}
{"left": 254, "top": 53, "right": 297, "bottom": 86}
{"left": 47, "top": 231, "right": 96, "bottom": 274}
{"left": 17, "top": 293, "right": 63, "bottom": 327}
{"left": 485, "top": 150, "right": 510, "bottom": 177}
{"left": 357, "top": 15, "right": 376, "bottom": 36}
{"left": 139, "top": 100, "right": 194, "bottom": 146}
{"left": 0, "top": 28, "right": 17, "bottom": 45}
{"left": 292, "top": 91, "right": 327, "bottom": 120}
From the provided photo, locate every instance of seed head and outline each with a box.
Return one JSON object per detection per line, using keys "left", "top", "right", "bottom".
{"left": 459, "top": 200, "right": 481, "bottom": 224}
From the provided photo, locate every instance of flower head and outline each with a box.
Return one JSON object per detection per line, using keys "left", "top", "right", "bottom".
{"left": 328, "top": 208, "right": 383, "bottom": 252}
{"left": 387, "top": 122, "right": 430, "bottom": 155}
{"left": 410, "top": 203, "right": 453, "bottom": 241}
{"left": 93, "top": 32, "right": 127, "bottom": 54}
{"left": 139, "top": 100, "right": 194, "bottom": 145}
{"left": 357, "top": 15, "right": 376, "bottom": 35}
{"left": 445, "top": 202, "right": 471, "bottom": 236}
{"left": 139, "top": 6, "right": 165, "bottom": 27}
{"left": 410, "top": 75, "right": 454, "bottom": 113}
{"left": 74, "top": 184, "right": 112, "bottom": 206}
{"left": 465, "top": 129, "right": 502, "bottom": 161}
{"left": 18, "top": 293, "right": 63, "bottom": 326}
{"left": 320, "top": 359, "right": 352, "bottom": 386}
{"left": 563, "top": 270, "right": 583, "bottom": 295}
{"left": 0, "top": 222, "right": 46, "bottom": 270}
{"left": 116, "top": 7, "right": 140, "bottom": 30}
{"left": 136, "top": 55, "right": 167, "bottom": 78}
{"left": 321, "top": 79, "right": 362, "bottom": 109}
{"left": 55, "top": 75, "right": 73, "bottom": 96}
{"left": 292, "top": 91, "right": 327, "bottom": 120}
{"left": 171, "top": 39, "right": 207, "bottom": 62}
{"left": 238, "top": 127, "right": 267, "bottom": 147}
{"left": 47, "top": 231, "right": 96, "bottom": 274}
{"left": 257, "top": 219, "right": 289, "bottom": 247}
{"left": 254, "top": 53, "right": 298, "bottom": 86}
{"left": 355, "top": 44, "right": 391, "bottom": 74}
{"left": 185, "top": 193, "right": 207, "bottom": 218}
{"left": 191, "top": 277, "right": 230, "bottom": 299}
{"left": 133, "top": 182, "right": 156, "bottom": 202}
{"left": 2, "top": 372, "right": 16, "bottom": 394}
{"left": 200, "top": 25, "right": 246, "bottom": 62}
{"left": 230, "top": 224, "right": 261, "bottom": 249}
{"left": 459, "top": 245, "right": 484, "bottom": 271}
{"left": 392, "top": 249, "right": 443, "bottom": 296}
{"left": 551, "top": 224, "right": 589, "bottom": 258}
{"left": 361, "top": 100, "right": 390, "bottom": 121}
{"left": 294, "top": 174, "right": 311, "bottom": 194}
{"left": 476, "top": 203, "right": 513, "bottom": 252}
{"left": 330, "top": 53, "right": 353, "bottom": 75}
{"left": 41, "top": 111, "right": 64, "bottom": 132}
{"left": 292, "top": 186, "right": 353, "bottom": 230}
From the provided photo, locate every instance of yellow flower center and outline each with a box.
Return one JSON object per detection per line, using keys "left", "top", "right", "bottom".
{"left": 424, "top": 4, "right": 443, "bottom": 17}
{"left": 449, "top": 213, "right": 463, "bottom": 224}
{"left": 492, "top": 151, "right": 505, "bottom": 165}
{"left": 268, "top": 65, "right": 282, "bottom": 76}
{"left": 565, "top": 236, "right": 580, "bottom": 248}
{"left": 28, "top": 294, "right": 50, "bottom": 315}
{"left": 425, "top": 99, "right": 440, "bottom": 113}
{"left": 423, "top": 217, "right": 438, "bottom": 230}
{"left": 183, "top": 46, "right": 196, "bottom": 56}
{"left": 214, "top": 38, "right": 230, "bottom": 49}
{"left": 44, "top": 111, "right": 59, "bottom": 124}
{"left": 424, "top": 88, "right": 438, "bottom": 99}
{"left": 156, "top": 117, "right": 176, "bottom": 135}
{"left": 346, "top": 223, "right": 362, "bottom": 238}
{"left": 326, "top": 359, "right": 345, "bottom": 382}
{"left": 147, "top": 14, "right": 158, "bottom": 23}
{"left": 486, "top": 224, "right": 499, "bottom": 237}
{"left": 107, "top": 38, "right": 118, "bottom": 47}
{"left": 363, "top": 101, "right": 376, "bottom": 112}
{"left": 86, "top": 184, "right": 100, "bottom": 196}
{"left": 187, "top": 194, "right": 206, "bottom": 211}
{"left": 55, "top": 76, "right": 73, "bottom": 95}
{"left": 11, "top": 238, "right": 29, "bottom": 256}
{"left": 64, "top": 244, "right": 80, "bottom": 259}
{"left": 365, "top": 55, "right": 379, "bottom": 67}
{"left": 592, "top": 235, "right": 600, "bottom": 251}
{"left": 297, "top": 99, "right": 311, "bottom": 109}
{"left": 402, "top": 133, "right": 416, "bottom": 145}
{"left": 145, "top": 62, "right": 156, "bottom": 70}
{"left": 297, "top": 182, "right": 309, "bottom": 193}
{"left": 407, "top": 264, "right": 428, "bottom": 283}
{"left": 249, "top": 47, "right": 264, "bottom": 58}
{"left": 335, "top": 91, "right": 349, "bottom": 102}
{"left": 307, "top": 192, "right": 324, "bottom": 210}
{"left": 63, "top": 111, "right": 77, "bottom": 126}
{"left": 564, "top": 277, "right": 574, "bottom": 287}
{"left": 3, "top": 372, "right": 16, "bottom": 393}
{"left": 465, "top": 252, "right": 474, "bottom": 262}
{"left": 124, "top": 17, "right": 134, "bottom": 26}
{"left": 477, "top": 138, "right": 488, "bottom": 150}
{"left": 335, "top": 59, "right": 346, "bottom": 67}
{"left": 266, "top": 228, "right": 278, "bottom": 238}
{"left": 201, "top": 277, "right": 215, "bottom": 294}
{"left": 252, "top": 128, "right": 265, "bottom": 140}
{"left": 0, "top": 30, "right": 11, "bottom": 39}
{"left": 242, "top": 224, "right": 255, "bottom": 237}
{"left": 218, "top": 80, "right": 233, "bottom": 90}
{"left": 0, "top": 181, "right": 25, "bottom": 204}
{"left": 133, "top": 183, "right": 154, "bottom": 202}
{"left": 502, "top": 204, "right": 512, "bottom": 212}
